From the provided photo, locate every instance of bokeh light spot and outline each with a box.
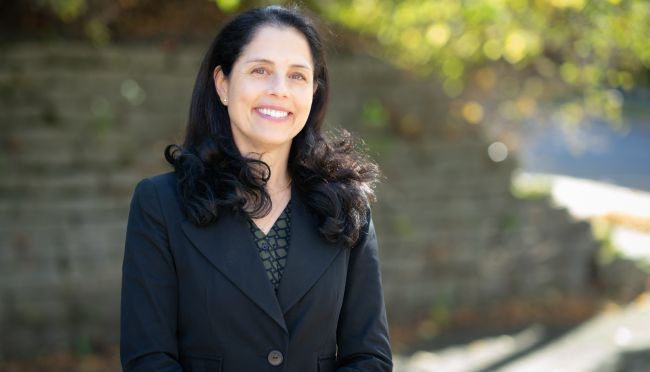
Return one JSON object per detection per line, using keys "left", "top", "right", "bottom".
{"left": 483, "top": 39, "right": 502, "bottom": 61}
{"left": 488, "top": 142, "right": 508, "bottom": 162}
{"left": 215, "top": 0, "right": 240, "bottom": 12}
{"left": 462, "top": 101, "right": 484, "bottom": 124}
{"left": 121, "top": 79, "right": 146, "bottom": 106}
{"left": 504, "top": 31, "right": 527, "bottom": 64}
{"left": 426, "top": 23, "right": 451, "bottom": 47}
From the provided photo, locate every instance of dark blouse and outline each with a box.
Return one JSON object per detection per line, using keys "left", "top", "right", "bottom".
{"left": 247, "top": 202, "right": 291, "bottom": 292}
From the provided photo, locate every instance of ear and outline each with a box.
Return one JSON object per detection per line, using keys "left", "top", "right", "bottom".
{"left": 213, "top": 66, "right": 229, "bottom": 105}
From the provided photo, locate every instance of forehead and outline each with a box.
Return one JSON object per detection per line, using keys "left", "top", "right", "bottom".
{"left": 238, "top": 25, "right": 314, "bottom": 68}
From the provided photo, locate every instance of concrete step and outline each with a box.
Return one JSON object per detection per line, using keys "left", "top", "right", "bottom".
{"left": 0, "top": 170, "right": 141, "bottom": 200}
{"left": 1, "top": 150, "right": 168, "bottom": 176}
{"left": 0, "top": 42, "right": 203, "bottom": 75}
{"left": 0, "top": 198, "right": 132, "bottom": 228}
{"left": 0, "top": 221, "right": 126, "bottom": 263}
{"left": 3, "top": 128, "right": 135, "bottom": 155}
{"left": 4, "top": 151, "right": 128, "bottom": 171}
{"left": 0, "top": 72, "right": 193, "bottom": 110}
{"left": 0, "top": 102, "right": 187, "bottom": 132}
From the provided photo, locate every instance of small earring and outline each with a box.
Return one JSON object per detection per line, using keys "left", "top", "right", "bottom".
{"left": 223, "top": 98, "right": 228, "bottom": 104}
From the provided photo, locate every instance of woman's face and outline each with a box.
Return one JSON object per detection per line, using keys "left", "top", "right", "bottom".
{"left": 214, "top": 25, "right": 316, "bottom": 156}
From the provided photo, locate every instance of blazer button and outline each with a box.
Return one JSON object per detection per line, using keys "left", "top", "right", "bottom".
{"left": 267, "top": 350, "right": 283, "bottom": 366}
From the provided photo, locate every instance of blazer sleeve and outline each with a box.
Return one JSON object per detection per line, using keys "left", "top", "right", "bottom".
{"left": 336, "top": 211, "right": 393, "bottom": 371}
{"left": 120, "top": 178, "right": 182, "bottom": 371}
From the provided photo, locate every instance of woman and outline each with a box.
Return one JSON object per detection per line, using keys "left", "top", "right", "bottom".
{"left": 120, "top": 5, "right": 392, "bottom": 371}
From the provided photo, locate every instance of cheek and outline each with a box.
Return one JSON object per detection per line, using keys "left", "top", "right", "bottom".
{"left": 296, "top": 88, "right": 314, "bottom": 112}
{"left": 302, "top": 98, "right": 313, "bottom": 113}
{"left": 230, "top": 78, "right": 258, "bottom": 104}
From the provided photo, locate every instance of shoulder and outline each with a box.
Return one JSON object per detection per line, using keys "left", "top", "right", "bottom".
{"left": 131, "top": 171, "right": 181, "bottom": 213}
{"left": 127, "top": 171, "right": 192, "bottom": 231}
{"left": 133, "top": 171, "right": 177, "bottom": 196}
{"left": 146, "top": 171, "right": 177, "bottom": 191}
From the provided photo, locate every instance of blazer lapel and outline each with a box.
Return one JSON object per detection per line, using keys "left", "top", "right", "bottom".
{"left": 181, "top": 209, "right": 288, "bottom": 333}
{"left": 180, "top": 185, "right": 344, "bottom": 331}
{"left": 277, "top": 186, "right": 344, "bottom": 315}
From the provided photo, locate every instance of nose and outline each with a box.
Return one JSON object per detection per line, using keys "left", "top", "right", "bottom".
{"left": 267, "top": 73, "right": 289, "bottom": 97}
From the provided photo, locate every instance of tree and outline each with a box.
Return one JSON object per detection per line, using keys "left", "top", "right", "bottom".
{"left": 18, "top": 0, "right": 650, "bottom": 130}
{"left": 316, "top": 0, "right": 650, "bottom": 130}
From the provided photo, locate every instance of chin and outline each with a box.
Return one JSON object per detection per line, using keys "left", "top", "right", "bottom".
{"left": 234, "top": 125, "right": 302, "bottom": 154}
{"left": 248, "top": 136, "right": 293, "bottom": 151}
{"left": 254, "top": 130, "right": 299, "bottom": 146}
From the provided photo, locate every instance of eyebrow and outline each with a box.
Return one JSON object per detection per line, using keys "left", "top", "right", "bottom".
{"left": 243, "top": 58, "right": 313, "bottom": 70}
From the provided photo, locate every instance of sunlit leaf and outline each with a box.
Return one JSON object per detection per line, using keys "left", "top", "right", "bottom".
{"left": 215, "top": 0, "right": 240, "bottom": 12}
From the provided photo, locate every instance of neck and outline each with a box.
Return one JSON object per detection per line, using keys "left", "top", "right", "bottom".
{"left": 265, "top": 152, "right": 291, "bottom": 194}
{"left": 242, "top": 145, "right": 292, "bottom": 194}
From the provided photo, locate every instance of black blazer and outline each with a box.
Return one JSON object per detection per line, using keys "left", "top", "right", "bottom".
{"left": 120, "top": 171, "right": 392, "bottom": 371}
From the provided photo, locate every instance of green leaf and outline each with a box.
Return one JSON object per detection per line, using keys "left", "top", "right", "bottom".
{"left": 215, "top": 0, "right": 241, "bottom": 12}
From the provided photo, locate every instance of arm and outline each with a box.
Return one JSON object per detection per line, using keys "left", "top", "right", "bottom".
{"left": 336, "top": 212, "right": 393, "bottom": 371}
{"left": 120, "top": 178, "right": 182, "bottom": 371}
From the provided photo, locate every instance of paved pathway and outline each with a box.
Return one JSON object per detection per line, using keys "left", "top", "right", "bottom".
{"left": 395, "top": 293, "right": 650, "bottom": 372}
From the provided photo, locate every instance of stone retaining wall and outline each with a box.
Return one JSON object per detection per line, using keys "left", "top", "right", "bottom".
{"left": 0, "top": 43, "right": 602, "bottom": 356}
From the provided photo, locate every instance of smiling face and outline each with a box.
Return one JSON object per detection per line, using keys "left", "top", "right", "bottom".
{"left": 214, "top": 25, "right": 316, "bottom": 157}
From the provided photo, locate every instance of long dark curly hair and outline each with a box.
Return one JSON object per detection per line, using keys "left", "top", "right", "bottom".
{"left": 164, "top": 5, "right": 380, "bottom": 248}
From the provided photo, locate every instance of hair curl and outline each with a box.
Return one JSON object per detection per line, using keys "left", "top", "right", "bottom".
{"left": 164, "top": 5, "right": 380, "bottom": 248}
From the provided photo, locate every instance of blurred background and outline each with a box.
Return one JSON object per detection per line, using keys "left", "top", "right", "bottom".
{"left": 1, "top": 0, "right": 649, "bottom": 371}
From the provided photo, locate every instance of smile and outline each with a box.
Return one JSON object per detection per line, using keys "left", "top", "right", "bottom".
{"left": 256, "top": 107, "right": 290, "bottom": 118}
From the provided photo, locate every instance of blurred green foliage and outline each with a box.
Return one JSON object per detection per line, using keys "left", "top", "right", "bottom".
{"left": 215, "top": 0, "right": 242, "bottom": 12}
{"left": 511, "top": 172, "right": 552, "bottom": 200}
{"left": 591, "top": 218, "right": 621, "bottom": 265}
{"left": 318, "top": 0, "right": 650, "bottom": 128}
{"left": 33, "top": 0, "right": 86, "bottom": 21}
{"left": 362, "top": 98, "right": 390, "bottom": 129}
{"left": 30, "top": 0, "right": 650, "bottom": 128}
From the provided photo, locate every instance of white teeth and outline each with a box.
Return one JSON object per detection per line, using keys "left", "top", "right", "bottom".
{"left": 258, "top": 108, "right": 289, "bottom": 118}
